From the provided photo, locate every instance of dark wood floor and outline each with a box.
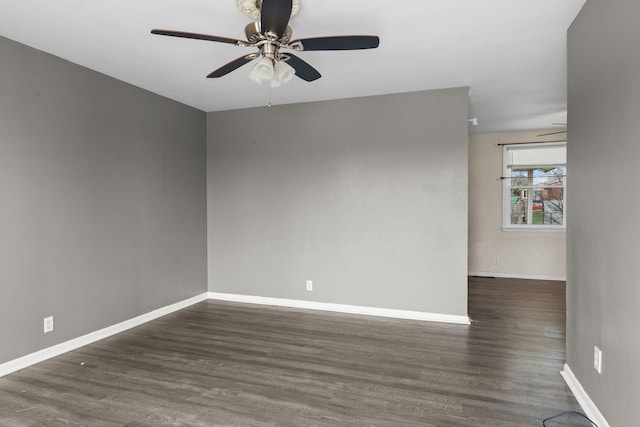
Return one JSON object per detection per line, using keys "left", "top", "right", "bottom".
{"left": 0, "top": 277, "right": 583, "bottom": 426}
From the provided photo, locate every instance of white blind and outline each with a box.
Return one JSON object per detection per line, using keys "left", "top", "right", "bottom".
{"left": 506, "top": 145, "right": 566, "bottom": 167}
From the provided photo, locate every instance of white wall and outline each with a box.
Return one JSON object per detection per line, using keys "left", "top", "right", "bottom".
{"left": 469, "top": 131, "right": 566, "bottom": 280}
{"left": 207, "top": 88, "right": 469, "bottom": 318}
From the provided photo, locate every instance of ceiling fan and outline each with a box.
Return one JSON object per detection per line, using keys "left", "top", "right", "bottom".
{"left": 151, "top": 0, "right": 380, "bottom": 86}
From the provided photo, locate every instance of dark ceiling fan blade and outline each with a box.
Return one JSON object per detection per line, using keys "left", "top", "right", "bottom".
{"left": 283, "top": 54, "right": 321, "bottom": 82}
{"left": 537, "top": 130, "right": 567, "bottom": 137}
{"left": 151, "top": 29, "right": 247, "bottom": 46}
{"left": 260, "top": 0, "right": 292, "bottom": 38}
{"left": 207, "top": 54, "right": 258, "bottom": 78}
{"left": 289, "top": 35, "right": 380, "bottom": 51}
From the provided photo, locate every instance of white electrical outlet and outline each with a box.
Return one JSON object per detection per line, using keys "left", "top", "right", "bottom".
{"left": 44, "top": 316, "right": 54, "bottom": 333}
{"left": 594, "top": 345, "right": 602, "bottom": 374}
{"left": 493, "top": 257, "right": 500, "bottom": 265}
{"left": 306, "top": 280, "right": 313, "bottom": 291}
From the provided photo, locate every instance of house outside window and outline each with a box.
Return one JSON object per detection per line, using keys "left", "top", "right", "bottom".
{"left": 502, "top": 142, "right": 566, "bottom": 230}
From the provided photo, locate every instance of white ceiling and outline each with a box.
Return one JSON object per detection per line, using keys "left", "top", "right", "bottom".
{"left": 0, "top": 0, "right": 585, "bottom": 133}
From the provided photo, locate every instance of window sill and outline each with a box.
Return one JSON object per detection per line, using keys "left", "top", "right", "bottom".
{"left": 502, "top": 226, "right": 566, "bottom": 233}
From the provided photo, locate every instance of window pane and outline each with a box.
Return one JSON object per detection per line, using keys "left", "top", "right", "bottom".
{"left": 532, "top": 188, "right": 543, "bottom": 224}
{"left": 511, "top": 167, "right": 565, "bottom": 187}
{"left": 510, "top": 169, "right": 530, "bottom": 187}
{"left": 510, "top": 189, "right": 528, "bottom": 224}
{"left": 542, "top": 188, "right": 564, "bottom": 225}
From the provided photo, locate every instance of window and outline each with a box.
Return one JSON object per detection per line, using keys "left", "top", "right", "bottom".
{"left": 502, "top": 142, "right": 566, "bottom": 230}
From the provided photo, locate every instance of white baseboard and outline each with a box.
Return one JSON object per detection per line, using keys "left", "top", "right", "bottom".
{"left": 469, "top": 271, "right": 566, "bottom": 281}
{"left": 208, "top": 292, "right": 471, "bottom": 325}
{"left": 0, "top": 293, "right": 209, "bottom": 378}
{"left": 561, "top": 364, "right": 610, "bottom": 427}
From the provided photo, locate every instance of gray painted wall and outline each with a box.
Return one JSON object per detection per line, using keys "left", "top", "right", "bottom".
{"left": 0, "top": 36, "right": 207, "bottom": 364}
{"left": 567, "top": 1, "right": 640, "bottom": 425}
{"left": 207, "top": 88, "right": 469, "bottom": 317}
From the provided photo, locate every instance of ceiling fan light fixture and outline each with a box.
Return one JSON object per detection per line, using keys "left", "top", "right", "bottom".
{"left": 236, "top": 0, "right": 301, "bottom": 20}
{"left": 271, "top": 60, "right": 295, "bottom": 87}
{"left": 248, "top": 56, "right": 275, "bottom": 84}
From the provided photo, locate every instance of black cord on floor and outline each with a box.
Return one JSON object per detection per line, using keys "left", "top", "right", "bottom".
{"left": 543, "top": 410, "right": 598, "bottom": 426}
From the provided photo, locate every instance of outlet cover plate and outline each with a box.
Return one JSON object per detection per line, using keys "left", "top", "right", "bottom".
{"left": 594, "top": 345, "right": 602, "bottom": 374}
{"left": 44, "top": 316, "right": 54, "bottom": 333}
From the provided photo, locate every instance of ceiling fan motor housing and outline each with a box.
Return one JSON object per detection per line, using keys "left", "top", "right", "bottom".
{"left": 245, "top": 22, "right": 292, "bottom": 61}
{"left": 244, "top": 22, "right": 291, "bottom": 44}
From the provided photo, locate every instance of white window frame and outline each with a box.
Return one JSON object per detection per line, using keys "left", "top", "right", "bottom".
{"left": 502, "top": 142, "right": 567, "bottom": 231}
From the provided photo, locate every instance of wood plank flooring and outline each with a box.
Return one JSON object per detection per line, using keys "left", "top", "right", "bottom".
{"left": 0, "top": 277, "right": 584, "bottom": 426}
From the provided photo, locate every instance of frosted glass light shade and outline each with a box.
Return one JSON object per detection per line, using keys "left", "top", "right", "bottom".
{"left": 271, "top": 60, "right": 295, "bottom": 87}
{"left": 248, "top": 57, "right": 274, "bottom": 84}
